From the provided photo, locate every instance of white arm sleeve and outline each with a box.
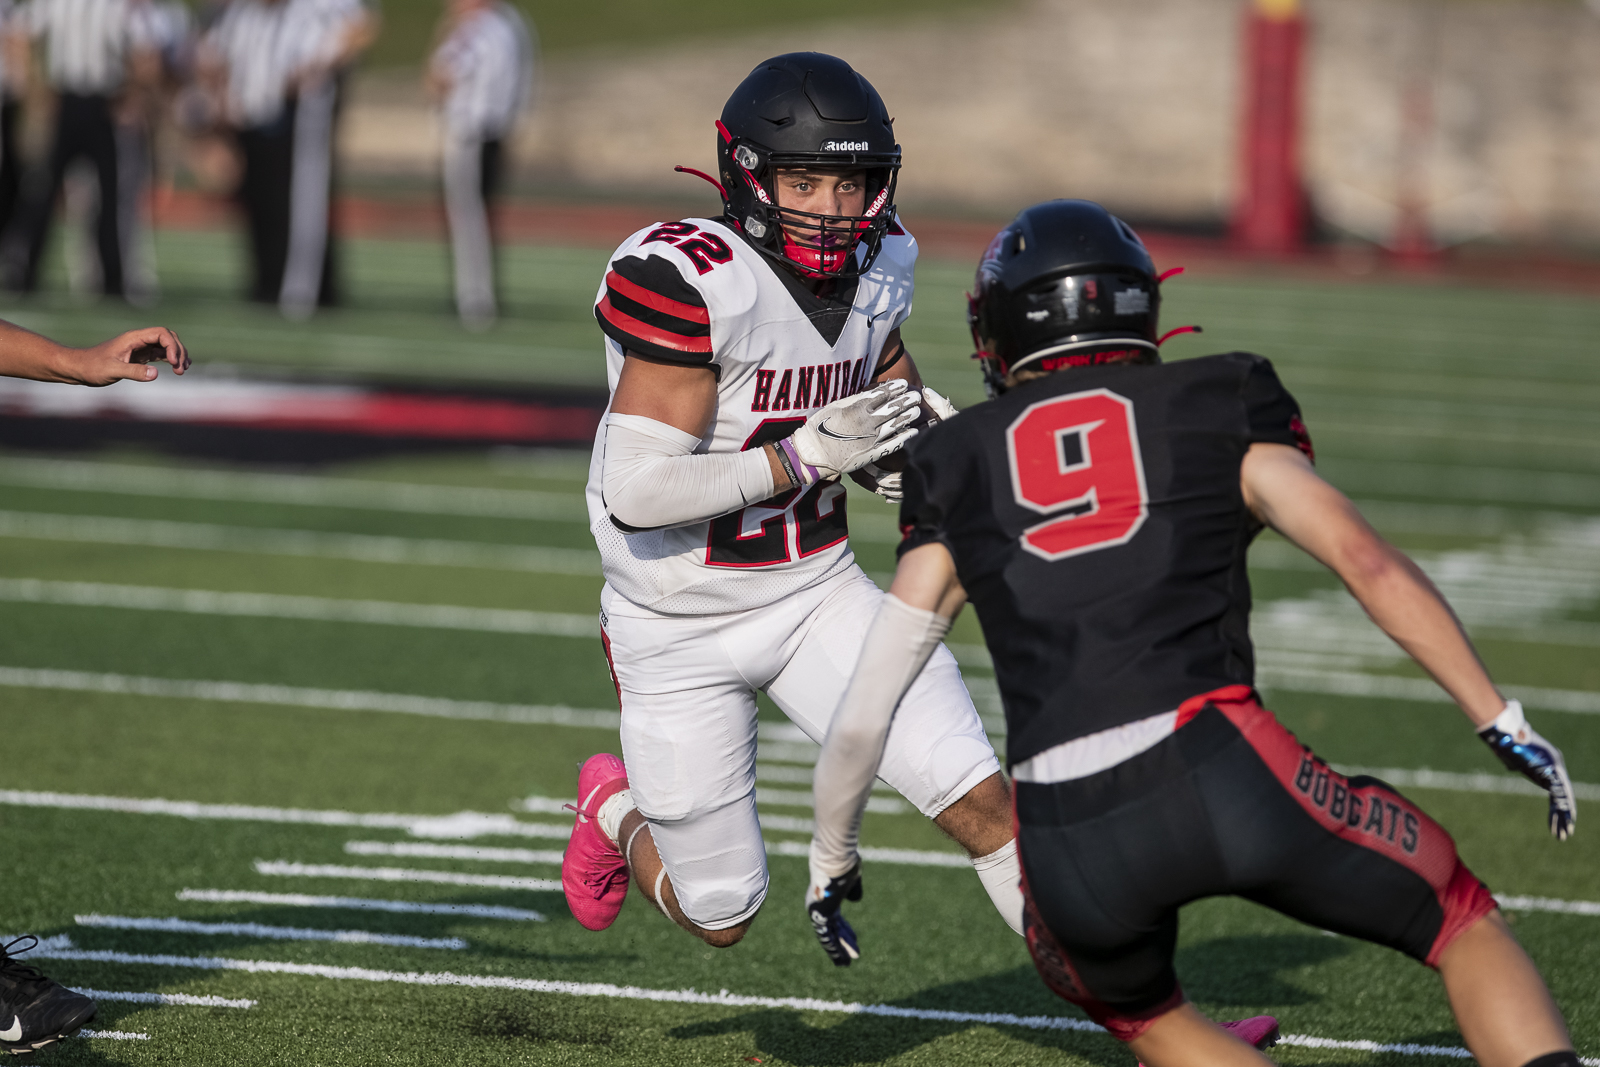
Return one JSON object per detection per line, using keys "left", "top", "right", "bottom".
{"left": 810, "top": 593, "right": 952, "bottom": 882}
{"left": 601, "top": 412, "right": 777, "bottom": 531}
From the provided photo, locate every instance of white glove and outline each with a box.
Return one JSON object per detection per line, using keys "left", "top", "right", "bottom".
{"left": 922, "top": 386, "right": 959, "bottom": 424}
{"left": 777, "top": 380, "right": 922, "bottom": 486}
{"left": 1479, "top": 700, "right": 1576, "bottom": 840}
{"left": 859, "top": 463, "right": 902, "bottom": 502}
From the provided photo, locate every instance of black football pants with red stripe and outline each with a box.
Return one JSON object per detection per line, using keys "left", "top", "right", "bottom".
{"left": 1016, "top": 689, "right": 1496, "bottom": 1041}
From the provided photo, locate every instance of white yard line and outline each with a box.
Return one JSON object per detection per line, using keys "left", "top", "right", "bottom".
{"left": 754, "top": 787, "right": 908, "bottom": 815}
{"left": 0, "top": 664, "right": 976, "bottom": 746}
{"left": 0, "top": 458, "right": 591, "bottom": 522}
{"left": 763, "top": 840, "right": 970, "bottom": 869}
{"left": 0, "top": 579, "right": 599, "bottom": 637}
{"left": 344, "top": 841, "right": 565, "bottom": 865}
{"left": 0, "top": 666, "right": 619, "bottom": 733}
{"left": 1336, "top": 766, "right": 1600, "bottom": 802}
{"left": 77, "top": 1028, "right": 150, "bottom": 1041}
{"left": 255, "top": 860, "right": 561, "bottom": 892}
{"left": 70, "top": 988, "right": 256, "bottom": 1008}
{"left": 0, "top": 510, "right": 601, "bottom": 576}
{"left": 176, "top": 889, "right": 544, "bottom": 922}
{"left": 756, "top": 762, "right": 896, "bottom": 793}
{"left": 21, "top": 941, "right": 1597, "bottom": 1064}
{"left": 340, "top": 837, "right": 971, "bottom": 869}
{"left": 0, "top": 788, "right": 570, "bottom": 841}
{"left": 1259, "top": 666, "right": 1600, "bottom": 716}
{"left": 1495, "top": 895, "right": 1600, "bottom": 917}
{"left": 75, "top": 914, "right": 468, "bottom": 950}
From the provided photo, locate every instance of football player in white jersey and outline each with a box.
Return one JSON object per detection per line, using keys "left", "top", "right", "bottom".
{"left": 561, "top": 53, "right": 1023, "bottom": 956}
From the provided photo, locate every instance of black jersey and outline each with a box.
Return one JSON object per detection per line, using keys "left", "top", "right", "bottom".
{"left": 898, "top": 352, "right": 1311, "bottom": 767}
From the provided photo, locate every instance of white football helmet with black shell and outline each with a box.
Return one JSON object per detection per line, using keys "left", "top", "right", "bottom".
{"left": 716, "top": 53, "right": 901, "bottom": 279}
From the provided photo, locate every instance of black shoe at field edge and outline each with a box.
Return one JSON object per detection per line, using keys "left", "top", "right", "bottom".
{"left": 0, "top": 936, "right": 96, "bottom": 1055}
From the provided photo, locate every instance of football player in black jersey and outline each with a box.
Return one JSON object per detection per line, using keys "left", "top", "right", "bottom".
{"left": 808, "top": 200, "right": 1577, "bottom": 1067}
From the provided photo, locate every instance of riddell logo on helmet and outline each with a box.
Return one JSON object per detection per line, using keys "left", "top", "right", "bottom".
{"left": 822, "top": 140, "right": 870, "bottom": 151}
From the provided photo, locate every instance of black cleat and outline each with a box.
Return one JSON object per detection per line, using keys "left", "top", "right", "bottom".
{"left": 0, "top": 937, "right": 96, "bottom": 1055}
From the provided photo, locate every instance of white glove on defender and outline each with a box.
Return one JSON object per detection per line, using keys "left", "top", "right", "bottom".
{"left": 1478, "top": 700, "right": 1576, "bottom": 840}
{"left": 921, "top": 386, "right": 959, "bottom": 424}
{"left": 858, "top": 387, "right": 958, "bottom": 503}
{"left": 777, "top": 380, "right": 922, "bottom": 486}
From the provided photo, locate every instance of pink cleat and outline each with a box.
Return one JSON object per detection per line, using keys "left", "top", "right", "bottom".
{"left": 561, "top": 753, "right": 632, "bottom": 931}
{"left": 1220, "top": 1015, "right": 1280, "bottom": 1051}
{"left": 1137, "top": 1015, "right": 1278, "bottom": 1067}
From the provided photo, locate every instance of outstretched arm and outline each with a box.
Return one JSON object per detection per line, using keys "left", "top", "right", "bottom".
{"left": 806, "top": 542, "right": 967, "bottom": 963}
{"left": 0, "top": 321, "right": 189, "bottom": 385}
{"left": 1242, "top": 442, "right": 1574, "bottom": 838}
{"left": 1241, "top": 442, "right": 1501, "bottom": 724}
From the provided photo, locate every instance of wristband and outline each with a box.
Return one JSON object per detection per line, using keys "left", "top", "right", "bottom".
{"left": 776, "top": 435, "right": 819, "bottom": 488}
{"left": 770, "top": 439, "right": 800, "bottom": 490}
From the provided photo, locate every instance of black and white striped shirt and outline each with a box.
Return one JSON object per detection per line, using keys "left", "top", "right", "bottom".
{"left": 15, "top": 0, "right": 157, "bottom": 95}
{"left": 431, "top": 2, "right": 533, "bottom": 140}
{"left": 202, "top": 0, "right": 363, "bottom": 127}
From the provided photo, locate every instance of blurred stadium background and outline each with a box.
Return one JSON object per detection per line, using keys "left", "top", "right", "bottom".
{"left": 2, "top": 0, "right": 1599, "bottom": 1064}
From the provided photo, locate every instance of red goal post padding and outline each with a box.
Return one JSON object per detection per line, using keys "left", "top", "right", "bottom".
{"left": 1231, "top": 0, "right": 1307, "bottom": 254}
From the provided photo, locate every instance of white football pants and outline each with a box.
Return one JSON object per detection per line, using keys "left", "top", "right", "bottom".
{"left": 600, "top": 564, "right": 1000, "bottom": 930}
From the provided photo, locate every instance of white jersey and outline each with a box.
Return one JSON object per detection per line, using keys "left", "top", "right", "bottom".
{"left": 586, "top": 217, "right": 916, "bottom": 615}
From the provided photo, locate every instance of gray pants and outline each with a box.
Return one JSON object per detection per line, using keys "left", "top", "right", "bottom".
{"left": 279, "top": 76, "right": 339, "bottom": 319}
{"left": 442, "top": 132, "right": 503, "bottom": 327}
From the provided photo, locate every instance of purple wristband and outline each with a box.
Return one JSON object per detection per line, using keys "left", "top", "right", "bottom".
{"left": 777, "top": 436, "right": 819, "bottom": 487}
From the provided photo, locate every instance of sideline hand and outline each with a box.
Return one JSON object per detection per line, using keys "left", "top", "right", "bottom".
{"left": 1479, "top": 700, "right": 1576, "bottom": 840}
{"left": 805, "top": 862, "right": 863, "bottom": 966}
{"left": 68, "top": 327, "right": 190, "bottom": 386}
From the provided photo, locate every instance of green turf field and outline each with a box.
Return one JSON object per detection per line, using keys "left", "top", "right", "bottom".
{"left": 1, "top": 229, "right": 1598, "bottom": 1065}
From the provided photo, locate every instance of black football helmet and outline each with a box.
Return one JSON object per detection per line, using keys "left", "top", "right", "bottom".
{"left": 716, "top": 53, "right": 901, "bottom": 278}
{"left": 969, "top": 200, "right": 1171, "bottom": 398}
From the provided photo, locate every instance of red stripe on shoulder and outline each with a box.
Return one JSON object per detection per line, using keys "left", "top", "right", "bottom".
{"left": 598, "top": 296, "right": 714, "bottom": 355}
{"left": 605, "top": 269, "right": 710, "bottom": 325}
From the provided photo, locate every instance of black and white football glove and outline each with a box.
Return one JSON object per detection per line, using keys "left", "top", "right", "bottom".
{"left": 857, "top": 387, "right": 960, "bottom": 503}
{"left": 1479, "top": 700, "right": 1576, "bottom": 840}
{"left": 805, "top": 862, "right": 863, "bottom": 966}
{"left": 778, "top": 380, "right": 921, "bottom": 487}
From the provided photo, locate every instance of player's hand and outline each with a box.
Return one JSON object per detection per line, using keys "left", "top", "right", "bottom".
{"left": 922, "top": 386, "right": 958, "bottom": 424}
{"left": 783, "top": 379, "right": 921, "bottom": 486}
{"left": 68, "top": 327, "right": 190, "bottom": 385}
{"left": 806, "top": 861, "right": 863, "bottom": 966}
{"left": 856, "top": 462, "right": 902, "bottom": 502}
{"left": 1479, "top": 700, "right": 1576, "bottom": 840}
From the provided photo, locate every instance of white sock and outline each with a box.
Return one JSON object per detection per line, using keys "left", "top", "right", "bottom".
{"left": 595, "top": 788, "right": 635, "bottom": 847}
{"left": 972, "top": 839, "right": 1025, "bottom": 937}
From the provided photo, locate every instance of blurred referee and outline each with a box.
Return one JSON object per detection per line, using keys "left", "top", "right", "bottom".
{"left": 2, "top": 0, "right": 158, "bottom": 297}
{"left": 0, "top": 0, "right": 24, "bottom": 241}
{"left": 427, "top": 0, "right": 531, "bottom": 330}
{"left": 199, "top": 0, "right": 373, "bottom": 313}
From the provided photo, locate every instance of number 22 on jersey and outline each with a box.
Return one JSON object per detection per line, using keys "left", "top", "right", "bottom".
{"left": 1005, "top": 388, "right": 1149, "bottom": 561}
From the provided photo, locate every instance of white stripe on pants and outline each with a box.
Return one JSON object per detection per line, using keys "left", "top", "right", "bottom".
{"left": 443, "top": 133, "right": 495, "bottom": 326}
{"left": 279, "top": 76, "right": 336, "bottom": 319}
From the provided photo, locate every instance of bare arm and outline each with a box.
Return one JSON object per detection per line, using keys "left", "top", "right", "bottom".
{"left": 1241, "top": 442, "right": 1502, "bottom": 726}
{"left": 0, "top": 321, "right": 190, "bottom": 385}
{"left": 887, "top": 540, "right": 967, "bottom": 618}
